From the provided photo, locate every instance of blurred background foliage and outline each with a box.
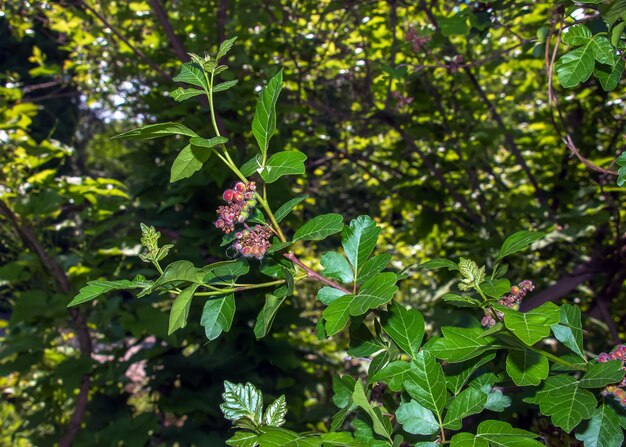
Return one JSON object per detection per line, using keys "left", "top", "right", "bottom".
{"left": 0, "top": 0, "right": 624, "bottom": 445}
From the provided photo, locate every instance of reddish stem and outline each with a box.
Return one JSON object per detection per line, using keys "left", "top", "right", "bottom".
{"left": 282, "top": 252, "right": 352, "bottom": 295}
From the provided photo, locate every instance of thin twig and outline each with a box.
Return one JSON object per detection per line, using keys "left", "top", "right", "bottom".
{"left": 283, "top": 252, "right": 352, "bottom": 295}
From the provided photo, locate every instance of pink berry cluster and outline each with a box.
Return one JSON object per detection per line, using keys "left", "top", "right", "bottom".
{"left": 481, "top": 280, "right": 535, "bottom": 328}
{"left": 232, "top": 225, "right": 272, "bottom": 260}
{"left": 215, "top": 181, "right": 257, "bottom": 234}
{"left": 599, "top": 345, "right": 626, "bottom": 406}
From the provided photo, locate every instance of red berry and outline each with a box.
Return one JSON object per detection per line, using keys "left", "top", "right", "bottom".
{"left": 234, "top": 182, "right": 246, "bottom": 192}
{"left": 233, "top": 191, "right": 244, "bottom": 202}
{"left": 223, "top": 189, "right": 234, "bottom": 201}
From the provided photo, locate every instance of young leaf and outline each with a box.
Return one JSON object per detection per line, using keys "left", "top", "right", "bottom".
{"left": 497, "top": 230, "right": 546, "bottom": 261}
{"left": 173, "top": 62, "right": 208, "bottom": 89}
{"left": 217, "top": 36, "right": 238, "bottom": 59}
{"left": 112, "top": 122, "right": 198, "bottom": 140}
{"left": 252, "top": 69, "right": 283, "bottom": 160}
{"left": 274, "top": 194, "right": 309, "bottom": 223}
{"left": 169, "top": 87, "right": 204, "bottom": 102}
{"left": 168, "top": 283, "right": 199, "bottom": 335}
{"left": 382, "top": 301, "right": 424, "bottom": 359}
{"left": 505, "top": 349, "right": 549, "bottom": 386}
{"left": 253, "top": 294, "right": 287, "bottom": 339}
{"left": 293, "top": 213, "right": 343, "bottom": 242}
{"left": 68, "top": 275, "right": 150, "bottom": 307}
{"left": 263, "top": 395, "right": 287, "bottom": 427}
{"left": 403, "top": 350, "right": 447, "bottom": 417}
{"left": 260, "top": 151, "right": 307, "bottom": 183}
{"left": 220, "top": 381, "right": 263, "bottom": 425}
{"left": 341, "top": 215, "right": 381, "bottom": 277}
{"left": 575, "top": 404, "right": 624, "bottom": 447}
{"left": 396, "top": 400, "right": 439, "bottom": 435}
{"left": 320, "top": 251, "right": 353, "bottom": 284}
{"left": 579, "top": 361, "right": 625, "bottom": 389}
{"left": 201, "top": 294, "right": 236, "bottom": 340}
{"left": 443, "top": 387, "right": 488, "bottom": 430}
{"left": 551, "top": 303, "right": 585, "bottom": 359}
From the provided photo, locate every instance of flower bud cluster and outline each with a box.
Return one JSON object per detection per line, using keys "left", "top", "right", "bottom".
{"left": 598, "top": 345, "right": 626, "bottom": 406}
{"left": 233, "top": 225, "right": 272, "bottom": 260}
{"left": 481, "top": 280, "right": 535, "bottom": 328}
{"left": 215, "top": 181, "right": 257, "bottom": 234}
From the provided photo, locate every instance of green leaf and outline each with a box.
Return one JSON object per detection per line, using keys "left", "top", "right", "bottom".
{"left": 201, "top": 294, "right": 236, "bottom": 340}
{"left": 579, "top": 361, "right": 625, "bottom": 388}
{"left": 349, "top": 272, "right": 398, "bottom": 316}
{"left": 479, "top": 278, "right": 511, "bottom": 299}
{"left": 263, "top": 395, "right": 287, "bottom": 427}
{"left": 437, "top": 14, "right": 468, "bottom": 37}
{"left": 274, "top": 195, "right": 309, "bottom": 223}
{"left": 293, "top": 213, "right": 343, "bottom": 242}
{"left": 446, "top": 353, "right": 496, "bottom": 394}
{"left": 575, "top": 404, "right": 624, "bottom": 447}
{"left": 320, "top": 432, "right": 360, "bottom": 447}
{"left": 151, "top": 260, "right": 201, "bottom": 290}
{"left": 341, "top": 216, "right": 381, "bottom": 277}
{"left": 266, "top": 241, "right": 293, "bottom": 254}
{"left": 497, "top": 231, "right": 546, "bottom": 261}
{"left": 316, "top": 286, "right": 346, "bottom": 305}
{"left": 220, "top": 381, "right": 263, "bottom": 425}
{"left": 257, "top": 427, "right": 322, "bottom": 447}
{"left": 556, "top": 45, "right": 595, "bottom": 88}
{"left": 352, "top": 380, "right": 392, "bottom": 441}
{"left": 254, "top": 294, "right": 287, "bottom": 339}
{"left": 358, "top": 254, "right": 391, "bottom": 285}
{"left": 332, "top": 375, "right": 356, "bottom": 409}
{"left": 240, "top": 154, "right": 262, "bottom": 177}
{"left": 443, "top": 387, "right": 488, "bottom": 430}
{"left": 450, "top": 432, "right": 488, "bottom": 447}
{"left": 204, "top": 259, "right": 249, "bottom": 284}
{"left": 217, "top": 36, "right": 238, "bottom": 59}
{"left": 226, "top": 431, "right": 260, "bottom": 447}
{"left": 190, "top": 135, "right": 228, "bottom": 148}
{"left": 320, "top": 252, "right": 353, "bottom": 284}
{"left": 429, "top": 327, "right": 503, "bottom": 362}
{"left": 485, "top": 390, "right": 512, "bottom": 412}
{"left": 382, "top": 301, "right": 424, "bottom": 358}
{"left": 173, "top": 62, "right": 208, "bottom": 89}
{"left": 348, "top": 322, "right": 385, "bottom": 357}
{"left": 169, "top": 87, "right": 204, "bottom": 102}
{"left": 252, "top": 69, "right": 283, "bottom": 160}
{"left": 112, "top": 122, "right": 198, "bottom": 140}
{"left": 419, "top": 258, "right": 458, "bottom": 271}
{"left": 170, "top": 144, "right": 212, "bottom": 183}
{"left": 213, "top": 80, "right": 239, "bottom": 93}
{"left": 403, "top": 351, "right": 447, "bottom": 416}
{"left": 458, "top": 258, "right": 485, "bottom": 291}
{"left": 592, "top": 37, "right": 615, "bottom": 65}
{"left": 551, "top": 303, "right": 585, "bottom": 359}
{"left": 370, "top": 361, "right": 412, "bottom": 392}
{"left": 497, "top": 302, "right": 560, "bottom": 346}
{"left": 396, "top": 400, "right": 439, "bottom": 435}
{"left": 168, "top": 283, "right": 199, "bottom": 335}
{"left": 441, "top": 293, "right": 482, "bottom": 308}
{"left": 476, "top": 420, "right": 543, "bottom": 447}
{"left": 505, "top": 349, "right": 549, "bottom": 386}
{"left": 68, "top": 275, "right": 150, "bottom": 307}
{"left": 260, "top": 151, "right": 307, "bottom": 183}
{"left": 594, "top": 59, "right": 624, "bottom": 91}
{"left": 563, "top": 24, "right": 592, "bottom": 46}
{"left": 533, "top": 375, "right": 596, "bottom": 432}
{"left": 322, "top": 294, "right": 354, "bottom": 336}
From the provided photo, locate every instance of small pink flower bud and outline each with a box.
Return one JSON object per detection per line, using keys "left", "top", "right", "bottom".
{"left": 233, "top": 191, "right": 244, "bottom": 202}
{"left": 223, "top": 189, "right": 234, "bottom": 202}
{"left": 234, "top": 182, "right": 246, "bottom": 192}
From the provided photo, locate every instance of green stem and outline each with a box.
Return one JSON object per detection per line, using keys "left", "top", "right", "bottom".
{"left": 171, "top": 279, "right": 287, "bottom": 297}
{"left": 205, "top": 70, "right": 286, "bottom": 242}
